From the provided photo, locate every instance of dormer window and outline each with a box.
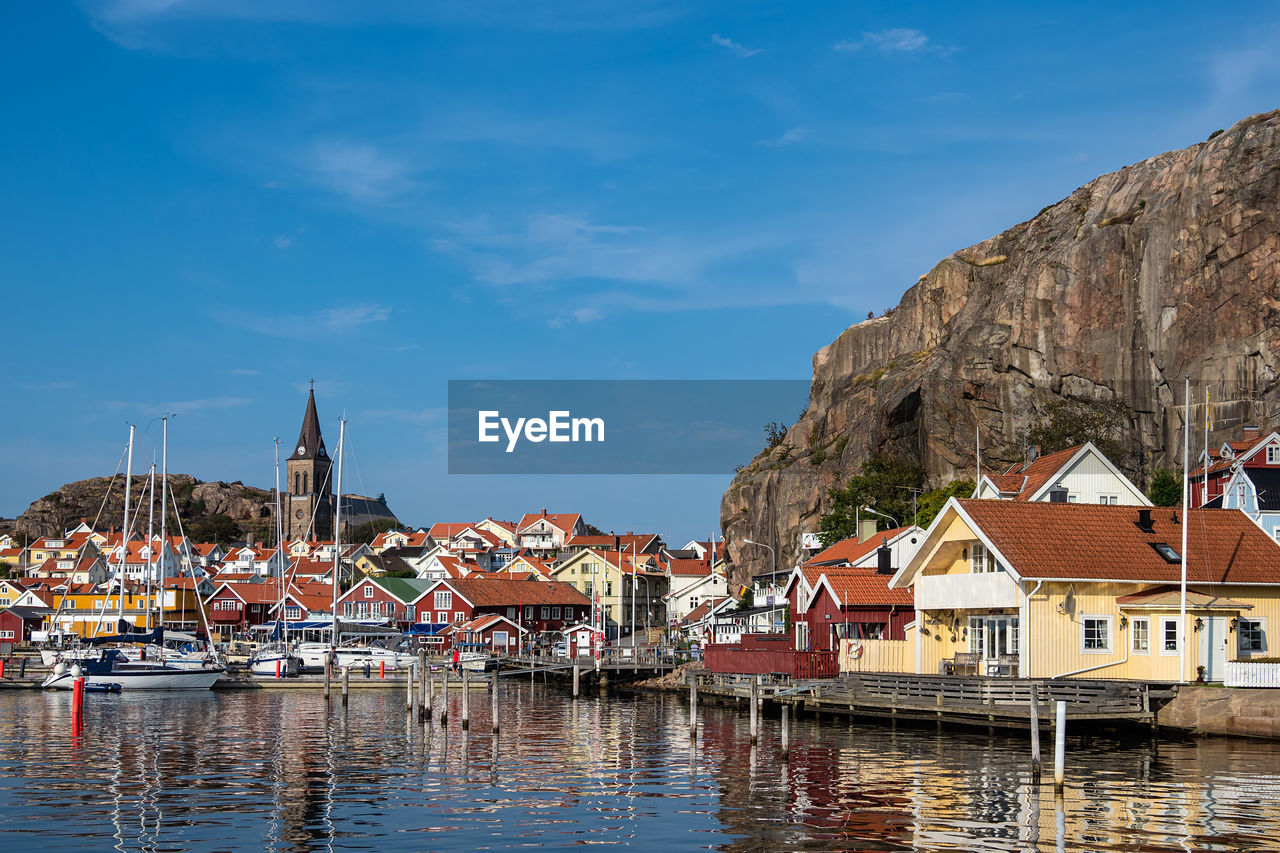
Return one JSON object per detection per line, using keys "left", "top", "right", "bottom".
{"left": 1268, "top": 444, "right": 1280, "bottom": 465}
{"left": 1151, "top": 542, "right": 1180, "bottom": 563}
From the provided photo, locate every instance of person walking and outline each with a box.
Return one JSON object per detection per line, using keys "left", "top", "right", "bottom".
{"left": 451, "top": 646, "right": 461, "bottom": 675}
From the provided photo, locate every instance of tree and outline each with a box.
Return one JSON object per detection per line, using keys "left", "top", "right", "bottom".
{"left": 763, "top": 421, "right": 788, "bottom": 451}
{"left": 914, "top": 481, "right": 976, "bottom": 529}
{"left": 186, "top": 514, "right": 244, "bottom": 548}
{"left": 346, "top": 518, "right": 402, "bottom": 544}
{"left": 819, "top": 453, "right": 923, "bottom": 546}
{"left": 583, "top": 522, "right": 606, "bottom": 536}
{"left": 1148, "top": 469, "right": 1182, "bottom": 506}
{"left": 1026, "top": 395, "right": 1131, "bottom": 468}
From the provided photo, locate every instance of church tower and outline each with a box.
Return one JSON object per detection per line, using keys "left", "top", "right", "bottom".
{"left": 286, "top": 385, "right": 334, "bottom": 541}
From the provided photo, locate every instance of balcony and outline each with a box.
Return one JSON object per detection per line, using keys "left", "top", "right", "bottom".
{"left": 914, "top": 571, "right": 1021, "bottom": 611}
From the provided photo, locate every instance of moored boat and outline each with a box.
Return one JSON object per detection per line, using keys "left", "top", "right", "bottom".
{"left": 41, "top": 650, "right": 223, "bottom": 690}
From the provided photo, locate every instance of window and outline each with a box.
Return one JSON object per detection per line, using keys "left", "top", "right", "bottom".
{"left": 1082, "top": 616, "right": 1112, "bottom": 653}
{"left": 1162, "top": 618, "right": 1179, "bottom": 654}
{"left": 506, "top": 607, "right": 517, "bottom": 619}
{"left": 970, "top": 543, "right": 1004, "bottom": 573}
{"left": 1239, "top": 619, "right": 1266, "bottom": 653}
{"left": 363, "top": 585, "right": 374, "bottom": 598}
{"left": 383, "top": 601, "right": 394, "bottom": 616}
{"left": 551, "top": 606, "right": 561, "bottom": 619}
{"left": 584, "top": 581, "right": 593, "bottom": 597}
{"left": 1268, "top": 445, "right": 1280, "bottom": 465}
{"left": 524, "top": 605, "right": 534, "bottom": 619}
{"left": 605, "top": 581, "right": 614, "bottom": 596}
{"left": 344, "top": 603, "right": 353, "bottom": 616}
{"left": 0, "top": 630, "right": 13, "bottom": 640}
{"left": 436, "top": 611, "right": 447, "bottom": 623}
{"left": 541, "top": 606, "right": 551, "bottom": 619}
{"left": 1150, "top": 543, "right": 1180, "bottom": 563}
{"left": 1131, "top": 617, "right": 1150, "bottom": 653}
{"left": 1098, "top": 495, "right": 1118, "bottom": 505}
{"left": 454, "top": 611, "right": 465, "bottom": 622}
{"left": 969, "top": 616, "right": 985, "bottom": 657}
{"left": 434, "top": 591, "right": 453, "bottom": 610}
{"left": 285, "top": 606, "right": 302, "bottom": 620}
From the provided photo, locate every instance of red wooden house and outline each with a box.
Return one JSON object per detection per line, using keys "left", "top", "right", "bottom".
{"left": 415, "top": 578, "right": 590, "bottom": 649}
{"left": 204, "top": 581, "right": 278, "bottom": 641}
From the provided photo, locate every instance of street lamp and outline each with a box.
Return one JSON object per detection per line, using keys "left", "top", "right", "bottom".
{"left": 742, "top": 539, "right": 777, "bottom": 630}
{"left": 861, "top": 506, "right": 900, "bottom": 571}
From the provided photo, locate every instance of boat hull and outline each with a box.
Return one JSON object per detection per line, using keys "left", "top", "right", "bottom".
{"left": 42, "top": 667, "right": 223, "bottom": 690}
{"left": 248, "top": 655, "right": 301, "bottom": 678}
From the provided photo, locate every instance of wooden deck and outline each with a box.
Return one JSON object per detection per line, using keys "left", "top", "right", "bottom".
{"left": 693, "top": 671, "right": 1160, "bottom": 731}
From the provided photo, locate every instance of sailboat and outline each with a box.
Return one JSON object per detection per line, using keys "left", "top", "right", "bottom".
{"left": 248, "top": 438, "right": 302, "bottom": 678}
{"left": 42, "top": 422, "right": 223, "bottom": 690}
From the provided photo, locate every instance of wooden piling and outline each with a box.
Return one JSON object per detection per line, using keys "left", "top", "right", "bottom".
{"left": 781, "top": 705, "right": 790, "bottom": 759}
{"left": 1054, "top": 700, "right": 1066, "bottom": 792}
{"left": 1030, "top": 689, "right": 1042, "bottom": 781}
{"left": 418, "top": 654, "right": 428, "bottom": 721}
{"left": 491, "top": 668, "right": 501, "bottom": 733}
{"left": 573, "top": 663, "right": 580, "bottom": 699}
{"left": 461, "top": 666, "right": 471, "bottom": 730}
{"left": 440, "top": 669, "right": 448, "bottom": 727}
{"left": 690, "top": 676, "right": 699, "bottom": 740}
{"left": 341, "top": 666, "right": 349, "bottom": 706}
{"left": 749, "top": 676, "right": 759, "bottom": 745}
{"left": 408, "top": 661, "right": 417, "bottom": 714}
{"left": 324, "top": 651, "right": 332, "bottom": 700}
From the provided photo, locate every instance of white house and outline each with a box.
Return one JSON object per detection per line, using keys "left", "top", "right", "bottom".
{"left": 974, "top": 442, "right": 1151, "bottom": 506}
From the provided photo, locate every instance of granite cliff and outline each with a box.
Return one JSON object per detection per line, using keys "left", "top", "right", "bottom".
{"left": 722, "top": 109, "right": 1280, "bottom": 583}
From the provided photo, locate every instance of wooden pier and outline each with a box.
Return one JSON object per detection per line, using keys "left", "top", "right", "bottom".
{"left": 692, "top": 671, "right": 1162, "bottom": 731}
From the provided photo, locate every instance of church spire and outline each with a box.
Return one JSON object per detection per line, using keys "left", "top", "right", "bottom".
{"left": 289, "top": 385, "right": 328, "bottom": 461}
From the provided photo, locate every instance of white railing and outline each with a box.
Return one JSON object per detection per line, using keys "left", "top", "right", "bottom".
{"left": 1224, "top": 661, "right": 1280, "bottom": 687}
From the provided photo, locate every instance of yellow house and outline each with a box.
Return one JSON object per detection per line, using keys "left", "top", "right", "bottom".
{"left": 890, "top": 499, "right": 1280, "bottom": 682}
{"left": 550, "top": 548, "right": 667, "bottom": 640}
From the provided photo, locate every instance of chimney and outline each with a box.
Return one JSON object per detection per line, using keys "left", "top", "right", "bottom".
{"left": 1048, "top": 484, "right": 1069, "bottom": 503}
{"left": 876, "top": 538, "right": 893, "bottom": 574}
{"left": 613, "top": 533, "right": 620, "bottom": 552}
{"left": 1243, "top": 425, "right": 1260, "bottom": 438}
{"left": 541, "top": 508, "right": 547, "bottom": 516}
{"left": 1136, "top": 508, "right": 1155, "bottom": 534}
{"left": 858, "top": 519, "right": 877, "bottom": 542}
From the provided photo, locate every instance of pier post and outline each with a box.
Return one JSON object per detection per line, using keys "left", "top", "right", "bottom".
{"left": 462, "top": 666, "right": 471, "bottom": 730}
{"left": 424, "top": 663, "right": 433, "bottom": 720}
{"left": 1030, "top": 689, "right": 1042, "bottom": 781}
{"left": 573, "top": 663, "right": 580, "bottom": 700}
{"left": 418, "top": 653, "right": 428, "bottom": 721}
{"left": 492, "top": 668, "right": 501, "bottom": 733}
{"left": 341, "top": 666, "right": 350, "bottom": 706}
{"left": 407, "top": 661, "right": 416, "bottom": 714}
{"left": 749, "top": 676, "right": 759, "bottom": 745}
{"left": 440, "top": 669, "right": 448, "bottom": 727}
{"left": 324, "top": 651, "right": 332, "bottom": 700}
{"left": 781, "top": 705, "right": 790, "bottom": 759}
{"left": 1054, "top": 700, "right": 1066, "bottom": 793}
{"left": 688, "top": 673, "right": 698, "bottom": 741}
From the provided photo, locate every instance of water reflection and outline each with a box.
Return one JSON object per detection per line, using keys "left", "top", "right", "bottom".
{"left": 1, "top": 687, "right": 1279, "bottom": 851}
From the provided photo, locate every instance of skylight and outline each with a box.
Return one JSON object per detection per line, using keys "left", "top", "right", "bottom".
{"left": 1150, "top": 542, "right": 1180, "bottom": 563}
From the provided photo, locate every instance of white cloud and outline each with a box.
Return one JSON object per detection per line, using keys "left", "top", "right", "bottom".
{"left": 214, "top": 303, "right": 393, "bottom": 339}
{"left": 834, "top": 28, "right": 953, "bottom": 56}
{"left": 758, "top": 127, "right": 808, "bottom": 147}
{"left": 273, "top": 235, "right": 293, "bottom": 248}
{"left": 227, "top": 368, "right": 261, "bottom": 376}
{"left": 105, "top": 396, "right": 253, "bottom": 412}
{"left": 300, "top": 139, "right": 413, "bottom": 202}
{"left": 711, "top": 33, "right": 761, "bottom": 58}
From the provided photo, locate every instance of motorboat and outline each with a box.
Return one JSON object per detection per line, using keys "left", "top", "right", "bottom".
{"left": 333, "top": 643, "right": 416, "bottom": 671}
{"left": 247, "top": 643, "right": 301, "bottom": 678}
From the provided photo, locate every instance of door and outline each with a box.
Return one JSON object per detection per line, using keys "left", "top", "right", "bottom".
{"left": 970, "top": 616, "right": 1019, "bottom": 675}
{"left": 1199, "top": 616, "right": 1229, "bottom": 681}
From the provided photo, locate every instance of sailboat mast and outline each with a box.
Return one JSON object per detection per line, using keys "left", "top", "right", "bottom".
{"left": 120, "top": 424, "right": 135, "bottom": 626}
{"left": 146, "top": 461, "right": 156, "bottom": 631}
{"left": 331, "top": 418, "right": 346, "bottom": 639}
{"left": 1180, "top": 377, "right": 1190, "bottom": 683}
{"left": 274, "top": 437, "right": 285, "bottom": 641}
{"left": 159, "top": 415, "right": 169, "bottom": 631}
{"left": 1203, "top": 386, "right": 1210, "bottom": 507}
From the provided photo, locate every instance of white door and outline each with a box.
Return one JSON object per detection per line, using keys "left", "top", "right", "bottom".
{"left": 1199, "top": 616, "right": 1229, "bottom": 681}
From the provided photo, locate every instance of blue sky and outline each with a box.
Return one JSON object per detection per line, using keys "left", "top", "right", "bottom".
{"left": 3, "top": 2, "right": 1279, "bottom": 543}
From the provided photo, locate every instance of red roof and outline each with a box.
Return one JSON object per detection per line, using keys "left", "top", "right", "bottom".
{"left": 667, "top": 558, "right": 714, "bottom": 576}
{"left": 957, "top": 500, "right": 1280, "bottom": 584}
{"left": 996, "top": 445, "right": 1085, "bottom": 500}
{"left": 516, "top": 512, "right": 582, "bottom": 535}
{"left": 436, "top": 577, "right": 590, "bottom": 608}
{"left": 804, "top": 527, "right": 911, "bottom": 568}
{"left": 429, "top": 522, "right": 474, "bottom": 539}
{"left": 816, "top": 565, "right": 914, "bottom": 607}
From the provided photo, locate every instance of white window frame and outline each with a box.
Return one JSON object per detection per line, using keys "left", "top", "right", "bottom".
{"left": 363, "top": 585, "right": 374, "bottom": 598}
{"left": 551, "top": 606, "right": 561, "bottom": 619}
{"left": 454, "top": 611, "right": 465, "bottom": 622}
{"left": 1267, "top": 445, "right": 1280, "bottom": 465}
{"left": 1161, "top": 618, "right": 1180, "bottom": 655}
{"left": 1238, "top": 618, "right": 1267, "bottom": 654}
{"left": 1081, "top": 615, "right": 1112, "bottom": 654}
{"left": 436, "top": 610, "right": 447, "bottom": 623}
{"left": 541, "top": 606, "right": 551, "bottom": 619}
{"left": 434, "top": 591, "right": 452, "bottom": 610}
{"left": 1131, "top": 617, "right": 1150, "bottom": 654}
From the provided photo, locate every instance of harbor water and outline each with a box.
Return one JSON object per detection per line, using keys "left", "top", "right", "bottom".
{"left": 1, "top": 684, "right": 1278, "bottom": 851}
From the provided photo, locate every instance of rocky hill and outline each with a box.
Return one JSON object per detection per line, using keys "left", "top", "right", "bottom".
{"left": 722, "top": 109, "right": 1280, "bottom": 583}
{"left": 7, "top": 475, "right": 397, "bottom": 545}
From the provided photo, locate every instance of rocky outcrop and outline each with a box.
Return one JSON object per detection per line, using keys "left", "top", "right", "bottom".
{"left": 723, "top": 110, "right": 1280, "bottom": 583}
{"left": 1160, "top": 685, "right": 1280, "bottom": 739}
{"left": 11, "top": 475, "right": 397, "bottom": 542}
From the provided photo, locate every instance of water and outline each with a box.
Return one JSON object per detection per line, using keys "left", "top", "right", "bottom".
{"left": 1, "top": 684, "right": 1279, "bottom": 851}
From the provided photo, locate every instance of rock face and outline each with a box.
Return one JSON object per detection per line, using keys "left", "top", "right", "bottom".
{"left": 722, "top": 110, "right": 1280, "bottom": 583}
{"left": 11, "top": 475, "right": 398, "bottom": 542}
{"left": 1160, "top": 685, "right": 1280, "bottom": 739}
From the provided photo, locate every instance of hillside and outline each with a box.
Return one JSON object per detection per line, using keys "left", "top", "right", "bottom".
{"left": 722, "top": 109, "right": 1280, "bottom": 582}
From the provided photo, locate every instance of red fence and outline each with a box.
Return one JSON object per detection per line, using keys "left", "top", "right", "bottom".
{"left": 704, "top": 634, "right": 837, "bottom": 679}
